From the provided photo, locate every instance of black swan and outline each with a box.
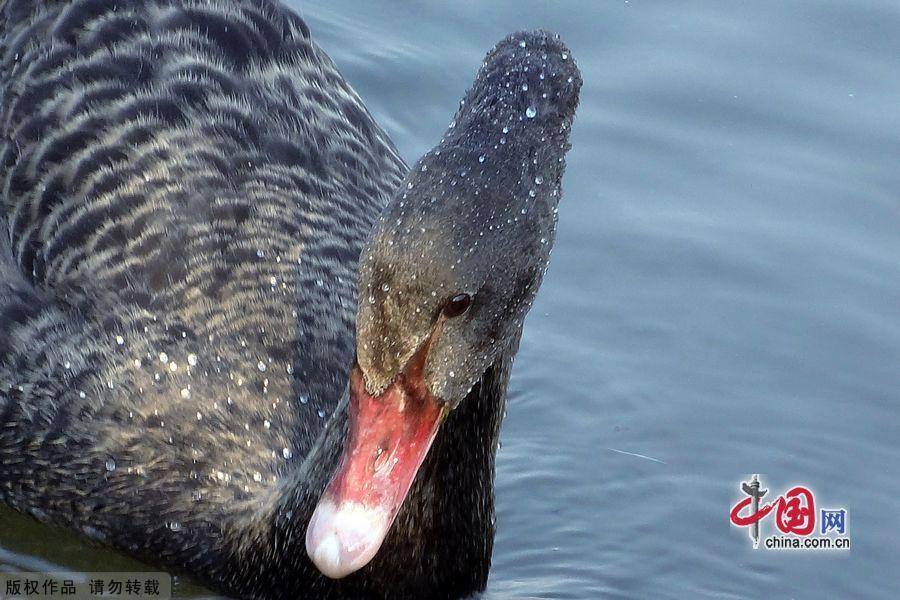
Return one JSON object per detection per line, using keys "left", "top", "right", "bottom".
{"left": 0, "top": 0, "right": 581, "bottom": 598}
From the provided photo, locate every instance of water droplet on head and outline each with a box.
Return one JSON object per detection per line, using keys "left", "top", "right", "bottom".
{"left": 257, "top": 360, "right": 267, "bottom": 372}
{"left": 282, "top": 447, "right": 293, "bottom": 460}
{"left": 105, "top": 458, "right": 116, "bottom": 472}
{"left": 525, "top": 106, "right": 537, "bottom": 119}
{"left": 188, "top": 354, "right": 198, "bottom": 366}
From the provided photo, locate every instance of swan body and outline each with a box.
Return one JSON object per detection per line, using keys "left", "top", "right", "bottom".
{"left": 0, "top": 1, "right": 580, "bottom": 598}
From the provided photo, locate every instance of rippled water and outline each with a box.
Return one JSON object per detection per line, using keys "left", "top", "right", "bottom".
{"left": 2, "top": 1, "right": 899, "bottom": 598}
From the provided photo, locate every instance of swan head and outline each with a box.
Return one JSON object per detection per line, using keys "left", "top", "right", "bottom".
{"left": 306, "top": 29, "right": 581, "bottom": 579}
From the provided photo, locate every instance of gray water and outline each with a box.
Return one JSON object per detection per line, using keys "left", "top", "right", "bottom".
{"left": 2, "top": 1, "right": 899, "bottom": 598}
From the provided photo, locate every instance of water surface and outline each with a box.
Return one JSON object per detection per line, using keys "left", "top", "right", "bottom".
{"left": 2, "top": 1, "right": 899, "bottom": 598}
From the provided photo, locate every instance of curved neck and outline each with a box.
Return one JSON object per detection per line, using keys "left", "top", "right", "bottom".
{"left": 218, "top": 350, "right": 516, "bottom": 599}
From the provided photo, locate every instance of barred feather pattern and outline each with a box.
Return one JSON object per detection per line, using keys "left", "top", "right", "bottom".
{"left": 0, "top": 0, "right": 407, "bottom": 586}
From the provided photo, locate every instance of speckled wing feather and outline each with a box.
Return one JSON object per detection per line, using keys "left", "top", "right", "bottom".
{"left": 0, "top": 0, "right": 405, "bottom": 546}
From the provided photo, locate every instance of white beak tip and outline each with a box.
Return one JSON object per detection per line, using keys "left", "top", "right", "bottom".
{"left": 305, "top": 500, "right": 390, "bottom": 580}
{"left": 308, "top": 532, "right": 350, "bottom": 579}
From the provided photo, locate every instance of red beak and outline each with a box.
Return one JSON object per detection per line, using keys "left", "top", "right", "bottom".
{"left": 305, "top": 345, "right": 445, "bottom": 578}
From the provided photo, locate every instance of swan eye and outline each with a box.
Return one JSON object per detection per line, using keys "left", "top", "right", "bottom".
{"left": 443, "top": 293, "right": 472, "bottom": 318}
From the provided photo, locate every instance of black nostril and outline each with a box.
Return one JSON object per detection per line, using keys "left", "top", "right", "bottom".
{"left": 443, "top": 293, "right": 472, "bottom": 318}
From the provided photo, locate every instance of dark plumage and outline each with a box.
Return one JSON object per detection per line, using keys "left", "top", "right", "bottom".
{"left": 0, "top": 1, "right": 580, "bottom": 598}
